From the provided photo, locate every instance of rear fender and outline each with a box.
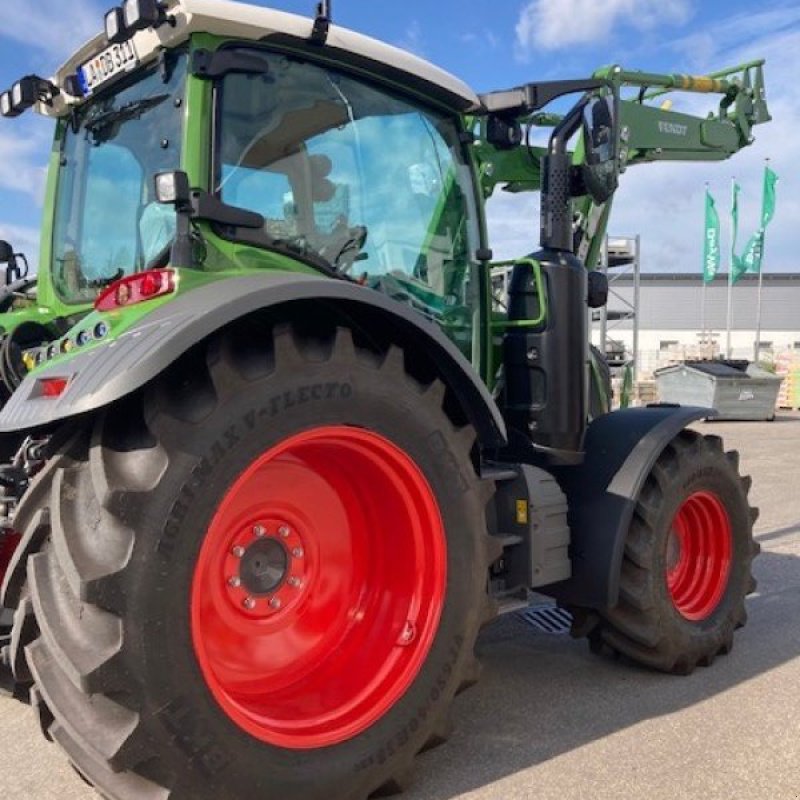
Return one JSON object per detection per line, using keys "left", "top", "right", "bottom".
{"left": 540, "top": 404, "right": 714, "bottom": 610}
{"left": 0, "top": 273, "right": 507, "bottom": 448}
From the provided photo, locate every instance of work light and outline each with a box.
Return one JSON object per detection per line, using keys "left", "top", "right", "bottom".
{"left": 10, "top": 77, "right": 40, "bottom": 114}
{"left": 155, "top": 170, "right": 191, "bottom": 207}
{"left": 105, "top": 7, "right": 127, "bottom": 44}
{"left": 123, "top": 0, "right": 165, "bottom": 32}
{"left": 0, "top": 91, "right": 19, "bottom": 118}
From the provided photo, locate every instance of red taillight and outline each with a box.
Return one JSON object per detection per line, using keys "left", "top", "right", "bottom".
{"left": 95, "top": 269, "right": 176, "bottom": 312}
{"left": 40, "top": 377, "right": 69, "bottom": 397}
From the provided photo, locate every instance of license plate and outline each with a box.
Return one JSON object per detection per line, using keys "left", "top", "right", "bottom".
{"left": 79, "top": 40, "right": 139, "bottom": 96}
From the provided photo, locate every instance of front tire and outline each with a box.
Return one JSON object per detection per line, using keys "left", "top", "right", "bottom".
{"left": 14, "top": 324, "right": 497, "bottom": 799}
{"left": 589, "top": 430, "right": 759, "bottom": 674}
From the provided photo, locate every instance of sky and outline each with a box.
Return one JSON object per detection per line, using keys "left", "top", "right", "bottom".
{"left": 0, "top": 0, "right": 797, "bottom": 274}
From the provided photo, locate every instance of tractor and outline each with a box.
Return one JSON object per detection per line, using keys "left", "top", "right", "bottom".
{"left": 0, "top": 2, "right": 769, "bottom": 799}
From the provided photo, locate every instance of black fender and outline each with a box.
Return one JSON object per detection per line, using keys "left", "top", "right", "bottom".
{"left": 0, "top": 273, "right": 507, "bottom": 447}
{"left": 541, "top": 404, "right": 715, "bottom": 610}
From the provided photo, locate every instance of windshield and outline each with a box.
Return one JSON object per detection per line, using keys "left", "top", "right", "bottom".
{"left": 215, "top": 49, "right": 481, "bottom": 348}
{"left": 51, "top": 52, "right": 186, "bottom": 305}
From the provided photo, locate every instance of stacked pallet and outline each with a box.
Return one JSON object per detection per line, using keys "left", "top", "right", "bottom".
{"left": 775, "top": 352, "right": 800, "bottom": 410}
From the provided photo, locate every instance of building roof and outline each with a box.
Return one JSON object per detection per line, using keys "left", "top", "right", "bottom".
{"left": 48, "top": 0, "right": 479, "bottom": 116}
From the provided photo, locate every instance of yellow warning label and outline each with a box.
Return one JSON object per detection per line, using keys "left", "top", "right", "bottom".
{"left": 516, "top": 500, "right": 529, "bottom": 525}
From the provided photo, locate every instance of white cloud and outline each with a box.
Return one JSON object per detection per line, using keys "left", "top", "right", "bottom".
{"left": 397, "top": 20, "right": 425, "bottom": 57}
{"left": 0, "top": 0, "right": 102, "bottom": 61}
{"left": 516, "top": 0, "right": 691, "bottom": 53}
{"left": 0, "top": 124, "right": 50, "bottom": 204}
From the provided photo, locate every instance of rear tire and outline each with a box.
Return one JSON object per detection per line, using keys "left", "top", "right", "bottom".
{"left": 588, "top": 430, "right": 759, "bottom": 674}
{"left": 13, "top": 324, "right": 497, "bottom": 799}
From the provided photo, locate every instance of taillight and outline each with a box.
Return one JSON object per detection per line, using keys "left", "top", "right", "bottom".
{"left": 94, "top": 269, "right": 176, "bottom": 312}
{"left": 39, "top": 377, "right": 69, "bottom": 397}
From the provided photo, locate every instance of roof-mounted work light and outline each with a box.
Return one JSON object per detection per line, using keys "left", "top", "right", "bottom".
{"left": 0, "top": 91, "right": 19, "bottom": 118}
{"left": 123, "top": 0, "right": 171, "bottom": 33}
{"left": 1, "top": 76, "right": 59, "bottom": 118}
{"left": 105, "top": 7, "right": 127, "bottom": 43}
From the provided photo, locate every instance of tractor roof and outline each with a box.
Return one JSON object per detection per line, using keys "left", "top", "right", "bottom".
{"left": 49, "top": 0, "right": 480, "bottom": 115}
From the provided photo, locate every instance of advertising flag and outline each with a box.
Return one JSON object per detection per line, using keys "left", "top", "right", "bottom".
{"left": 703, "top": 188, "right": 720, "bottom": 284}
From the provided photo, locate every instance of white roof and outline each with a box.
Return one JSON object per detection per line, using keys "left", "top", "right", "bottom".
{"left": 48, "top": 0, "right": 479, "bottom": 114}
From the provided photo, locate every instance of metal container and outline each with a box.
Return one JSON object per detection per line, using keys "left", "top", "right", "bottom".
{"left": 655, "top": 360, "right": 783, "bottom": 421}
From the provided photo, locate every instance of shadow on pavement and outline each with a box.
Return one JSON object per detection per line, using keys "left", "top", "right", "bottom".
{"left": 408, "top": 544, "right": 800, "bottom": 799}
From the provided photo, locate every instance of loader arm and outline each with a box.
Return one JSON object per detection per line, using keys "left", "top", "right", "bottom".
{"left": 473, "top": 60, "right": 770, "bottom": 268}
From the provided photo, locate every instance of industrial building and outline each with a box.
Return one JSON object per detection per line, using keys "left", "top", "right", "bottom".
{"left": 591, "top": 237, "right": 800, "bottom": 379}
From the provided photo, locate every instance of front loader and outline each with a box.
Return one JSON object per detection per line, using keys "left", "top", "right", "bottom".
{"left": 0, "top": 2, "right": 768, "bottom": 799}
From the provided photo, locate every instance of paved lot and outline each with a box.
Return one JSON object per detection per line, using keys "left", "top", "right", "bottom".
{"left": 2, "top": 414, "right": 799, "bottom": 799}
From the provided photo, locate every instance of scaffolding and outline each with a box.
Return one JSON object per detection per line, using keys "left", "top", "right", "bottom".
{"left": 595, "top": 235, "right": 641, "bottom": 381}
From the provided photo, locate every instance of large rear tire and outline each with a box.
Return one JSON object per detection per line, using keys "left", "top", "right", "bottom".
{"left": 588, "top": 430, "right": 759, "bottom": 674}
{"left": 11, "top": 324, "right": 498, "bottom": 799}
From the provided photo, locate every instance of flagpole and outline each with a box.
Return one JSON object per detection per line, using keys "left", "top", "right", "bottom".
{"left": 753, "top": 158, "right": 770, "bottom": 363}
{"left": 726, "top": 176, "right": 735, "bottom": 359}
{"left": 701, "top": 181, "right": 709, "bottom": 354}
{"left": 754, "top": 241, "right": 764, "bottom": 362}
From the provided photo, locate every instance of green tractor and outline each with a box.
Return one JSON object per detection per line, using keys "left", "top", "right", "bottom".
{"left": 0, "top": 2, "right": 768, "bottom": 798}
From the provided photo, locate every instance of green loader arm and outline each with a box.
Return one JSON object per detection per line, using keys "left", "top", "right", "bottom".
{"left": 472, "top": 60, "right": 770, "bottom": 268}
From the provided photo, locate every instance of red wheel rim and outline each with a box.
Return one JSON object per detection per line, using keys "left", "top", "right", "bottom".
{"left": 666, "top": 491, "right": 732, "bottom": 621}
{"left": 191, "top": 426, "right": 447, "bottom": 749}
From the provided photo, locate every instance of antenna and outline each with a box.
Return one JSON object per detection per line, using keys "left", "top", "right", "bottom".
{"left": 311, "top": 1, "right": 332, "bottom": 45}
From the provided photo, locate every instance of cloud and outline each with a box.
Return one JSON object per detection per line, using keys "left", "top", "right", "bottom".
{"left": 0, "top": 0, "right": 102, "bottom": 60}
{"left": 397, "top": 20, "right": 425, "bottom": 57}
{"left": 0, "top": 123, "right": 50, "bottom": 204}
{"left": 516, "top": 0, "right": 692, "bottom": 54}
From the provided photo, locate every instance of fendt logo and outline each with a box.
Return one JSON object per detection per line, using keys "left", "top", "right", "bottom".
{"left": 658, "top": 121, "right": 689, "bottom": 136}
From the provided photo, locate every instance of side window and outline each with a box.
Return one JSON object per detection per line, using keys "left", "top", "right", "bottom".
{"left": 216, "top": 52, "right": 481, "bottom": 361}
{"left": 80, "top": 144, "right": 142, "bottom": 281}
{"left": 220, "top": 165, "right": 296, "bottom": 239}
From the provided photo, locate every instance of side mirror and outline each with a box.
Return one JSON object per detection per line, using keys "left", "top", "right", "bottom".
{"left": 581, "top": 95, "right": 619, "bottom": 204}
{"left": 0, "top": 240, "right": 28, "bottom": 284}
{"left": 0, "top": 241, "right": 13, "bottom": 264}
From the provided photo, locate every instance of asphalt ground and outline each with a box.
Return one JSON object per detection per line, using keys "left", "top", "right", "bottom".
{"left": 2, "top": 413, "right": 799, "bottom": 799}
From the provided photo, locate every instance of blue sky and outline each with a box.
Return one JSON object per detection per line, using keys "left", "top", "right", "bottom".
{"left": 0, "top": 0, "right": 797, "bottom": 273}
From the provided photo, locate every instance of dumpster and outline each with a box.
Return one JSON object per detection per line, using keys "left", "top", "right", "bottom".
{"left": 655, "top": 360, "right": 783, "bottom": 421}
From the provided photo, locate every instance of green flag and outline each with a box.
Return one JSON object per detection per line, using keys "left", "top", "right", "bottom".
{"left": 740, "top": 229, "right": 765, "bottom": 274}
{"left": 761, "top": 165, "right": 778, "bottom": 227}
{"left": 731, "top": 181, "right": 747, "bottom": 283}
{"left": 737, "top": 165, "right": 778, "bottom": 277}
{"left": 702, "top": 188, "right": 720, "bottom": 284}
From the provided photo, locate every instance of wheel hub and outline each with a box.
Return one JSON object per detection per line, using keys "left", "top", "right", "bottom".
{"left": 223, "top": 521, "right": 308, "bottom": 618}
{"left": 240, "top": 538, "right": 288, "bottom": 595}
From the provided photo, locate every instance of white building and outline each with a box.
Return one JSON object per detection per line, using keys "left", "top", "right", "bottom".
{"left": 593, "top": 272, "right": 800, "bottom": 378}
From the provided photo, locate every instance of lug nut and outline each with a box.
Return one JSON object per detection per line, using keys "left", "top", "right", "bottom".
{"left": 269, "top": 597, "right": 282, "bottom": 610}
{"left": 228, "top": 576, "right": 241, "bottom": 588}
{"left": 292, "top": 547, "right": 304, "bottom": 559}
{"left": 232, "top": 545, "right": 245, "bottom": 558}
{"left": 288, "top": 577, "right": 302, "bottom": 588}
{"left": 243, "top": 597, "right": 257, "bottom": 610}
{"left": 278, "top": 525, "right": 290, "bottom": 538}
{"left": 253, "top": 525, "right": 266, "bottom": 538}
